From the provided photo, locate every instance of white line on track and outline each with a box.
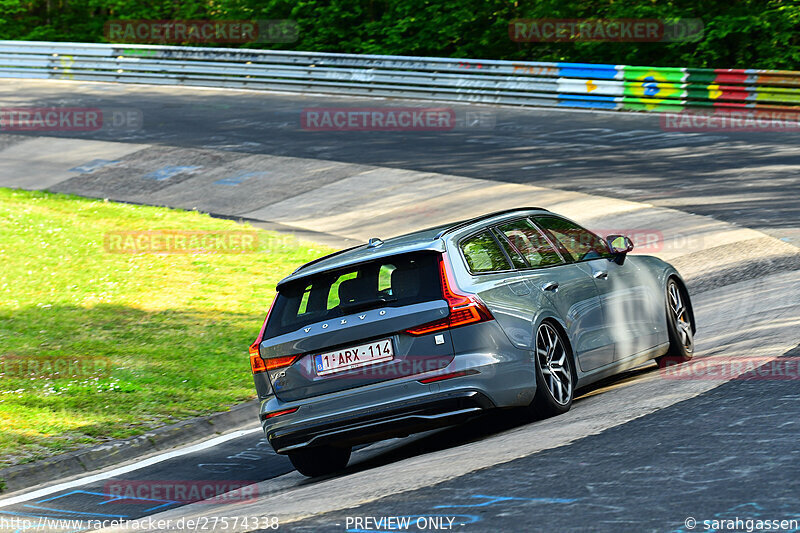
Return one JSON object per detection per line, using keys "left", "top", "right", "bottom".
{"left": 0, "top": 427, "right": 262, "bottom": 508}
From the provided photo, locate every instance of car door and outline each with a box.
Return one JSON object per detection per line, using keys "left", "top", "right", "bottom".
{"left": 492, "top": 218, "right": 614, "bottom": 372}
{"left": 456, "top": 229, "right": 544, "bottom": 350}
{"left": 597, "top": 255, "right": 663, "bottom": 358}
{"left": 532, "top": 215, "right": 659, "bottom": 361}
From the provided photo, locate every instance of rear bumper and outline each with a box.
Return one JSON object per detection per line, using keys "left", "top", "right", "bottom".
{"left": 260, "top": 322, "right": 537, "bottom": 454}
{"left": 266, "top": 390, "right": 494, "bottom": 453}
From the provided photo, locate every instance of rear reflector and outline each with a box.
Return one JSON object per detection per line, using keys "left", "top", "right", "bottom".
{"left": 263, "top": 407, "right": 299, "bottom": 419}
{"left": 418, "top": 369, "right": 478, "bottom": 384}
{"left": 405, "top": 255, "right": 493, "bottom": 336}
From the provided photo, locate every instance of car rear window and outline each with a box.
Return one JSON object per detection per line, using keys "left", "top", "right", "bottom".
{"left": 264, "top": 252, "right": 442, "bottom": 339}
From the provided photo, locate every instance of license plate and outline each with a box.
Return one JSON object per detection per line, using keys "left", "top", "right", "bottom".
{"left": 314, "top": 339, "right": 394, "bottom": 376}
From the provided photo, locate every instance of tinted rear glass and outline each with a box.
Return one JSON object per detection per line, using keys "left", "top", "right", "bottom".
{"left": 265, "top": 252, "right": 442, "bottom": 339}
{"left": 460, "top": 231, "right": 511, "bottom": 273}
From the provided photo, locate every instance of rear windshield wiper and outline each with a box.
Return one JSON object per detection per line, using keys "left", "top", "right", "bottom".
{"left": 339, "top": 296, "right": 397, "bottom": 313}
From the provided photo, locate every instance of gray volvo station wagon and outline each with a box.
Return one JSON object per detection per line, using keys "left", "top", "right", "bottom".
{"left": 249, "top": 208, "right": 695, "bottom": 476}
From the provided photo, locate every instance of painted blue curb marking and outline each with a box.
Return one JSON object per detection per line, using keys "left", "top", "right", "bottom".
{"left": 214, "top": 171, "right": 269, "bottom": 186}
{"left": 34, "top": 489, "right": 179, "bottom": 515}
{"left": 143, "top": 165, "right": 200, "bottom": 181}
{"left": 68, "top": 159, "right": 119, "bottom": 173}
{"left": 35, "top": 490, "right": 107, "bottom": 503}
{"left": 434, "top": 494, "right": 578, "bottom": 508}
{"left": 0, "top": 489, "right": 182, "bottom": 532}
{"left": 22, "top": 505, "right": 128, "bottom": 518}
{"left": 89, "top": 491, "right": 180, "bottom": 512}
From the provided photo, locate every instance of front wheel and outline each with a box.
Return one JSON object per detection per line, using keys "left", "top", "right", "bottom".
{"left": 656, "top": 278, "right": 695, "bottom": 368}
{"left": 288, "top": 445, "right": 351, "bottom": 477}
{"left": 528, "top": 321, "right": 574, "bottom": 418}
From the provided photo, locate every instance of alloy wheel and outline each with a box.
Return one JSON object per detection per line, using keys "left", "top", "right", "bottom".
{"left": 668, "top": 281, "right": 694, "bottom": 353}
{"left": 536, "top": 323, "right": 573, "bottom": 405}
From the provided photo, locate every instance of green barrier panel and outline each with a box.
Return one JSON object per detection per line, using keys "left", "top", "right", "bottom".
{"left": 755, "top": 88, "right": 800, "bottom": 104}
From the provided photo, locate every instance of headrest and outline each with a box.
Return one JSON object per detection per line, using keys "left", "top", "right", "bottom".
{"left": 338, "top": 276, "right": 371, "bottom": 305}
{"left": 391, "top": 268, "right": 419, "bottom": 299}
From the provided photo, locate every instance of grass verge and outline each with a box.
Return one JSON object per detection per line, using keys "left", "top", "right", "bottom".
{"left": 0, "top": 188, "right": 332, "bottom": 468}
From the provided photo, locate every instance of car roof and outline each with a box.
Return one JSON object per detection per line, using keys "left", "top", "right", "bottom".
{"left": 277, "top": 207, "right": 550, "bottom": 288}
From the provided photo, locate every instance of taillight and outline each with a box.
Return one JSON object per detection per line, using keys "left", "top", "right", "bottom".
{"left": 250, "top": 353, "right": 267, "bottom": 374}
{"left": 264, "top": 354, "right": 299, "bottom": 370}
{"left": 251, "top": 352, "right": 299, "bottom": 375}
{"left": 249, "top": 297, "right": 305, "bottom": 375}
{"left": 405, "top": 255, "right": 493, "bottom": 336}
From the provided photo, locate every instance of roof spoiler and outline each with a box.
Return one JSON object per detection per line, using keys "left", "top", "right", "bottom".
{"left": 434, "top": 206, "right": 550, "bottom": 239}
{"left": 291, "top": 243, "right": 366, "bottom": 275}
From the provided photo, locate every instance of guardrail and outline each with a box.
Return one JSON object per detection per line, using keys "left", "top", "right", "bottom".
{"left": 1, "top": 40, "right": 798, "bottom": 112}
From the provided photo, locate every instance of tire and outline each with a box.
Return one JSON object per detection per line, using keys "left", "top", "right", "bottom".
{"left": 288, "top": 445, "right": 351, "bottom": 477}
{"left": 656, "top": 278, "right": 695, "bottom": 369}
{"left": 528, "top": 321, "right": 575, "bottom": 418}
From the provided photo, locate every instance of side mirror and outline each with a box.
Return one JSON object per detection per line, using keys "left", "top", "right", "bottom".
{"left": 607, "top": 234, "right": 634, "bottom": 255}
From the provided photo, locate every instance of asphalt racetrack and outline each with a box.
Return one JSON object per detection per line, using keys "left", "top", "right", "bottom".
{"left": 0, "top": 78, "right": 798, "bottom": 533}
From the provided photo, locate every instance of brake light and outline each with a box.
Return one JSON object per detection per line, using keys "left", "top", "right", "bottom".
{"left": 248, "top": 296, "right": 305, "bottom": 374}
{"left": 265, "top": 354, "right": 299, "bottom": 370}
{"left": 250, "top": 297, "right": 276, "bottom": 374}
{"left": 251, "top": 353, "right": 299, "bottom": 374}
{"left": 405, "top": 255, "right": 493, "bottom": 336}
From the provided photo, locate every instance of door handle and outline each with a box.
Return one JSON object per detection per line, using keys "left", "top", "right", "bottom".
{"left": 541, "top": 281, "right": 559, "bottom": 292}
{"left": 593, "top": 270, "right": 608, "bottom": 280}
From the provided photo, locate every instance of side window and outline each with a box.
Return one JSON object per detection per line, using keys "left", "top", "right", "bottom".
{"left": 460, "top": 231, "right": 511, "bottom": 273}
{"left": 493, "top": 229, "right": 528, "bottom": 269}
{"left": 534, "top": 216, "right": 612, "bottom": 261}
{"left": 496, "top": 219, "right": 563, "bottom": 268}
